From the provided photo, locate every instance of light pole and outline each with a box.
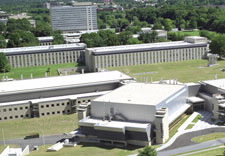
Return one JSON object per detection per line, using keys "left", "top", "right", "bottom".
{"left": 2, "top": 128, "right": 5, "bottom": 146}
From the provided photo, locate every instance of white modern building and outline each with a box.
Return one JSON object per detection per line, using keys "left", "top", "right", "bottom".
{"left": 50, "top": 5, "right": 98, "bottom": 32}
{"left": 0, "top": 71, "right": 134, "bottom": 121}
{"left": 79, "top": 82, "right": 190, "bottom": 146}
{"left": 85, "top": 36, "right": 208, "bottom": 72}
{"left": 0, "top": 43, "right": 86, "bottom": 68}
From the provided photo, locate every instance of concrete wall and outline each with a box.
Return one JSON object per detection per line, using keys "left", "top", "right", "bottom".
{"left": 0, "top": 82, "right": 119, "bottom": 103}
{"left": 91, "top": 101, "right": 156, "bottom": 123}
{"left": 6, "top": 50, "right": 85, "bottom": 68}
{"left": 87, "top": 46, "right": 207, "bottom": 72}
{"left": 156, "top": 86, "right": 188, "bottom": 123}
{"left": 0, "top": 103, "right": 31, "bottom": 121}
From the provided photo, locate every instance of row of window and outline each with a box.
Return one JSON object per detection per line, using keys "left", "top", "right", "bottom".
{"left": 40, "top": 102, "right": 70, "bottom": 108}
{"left": 0, "top": 106, "right": 29, "bottom": 112}
{"left": 41, "top": 110, "right": 71, "bottom": 116}
{"left": 96, "top": 47, "right": 205, "bottom": 68}
{"left": 8, "top": 50, "right": 83, "bottom": 68}
{"left": 0, "top": 114, "right": 29, "bottom": 120}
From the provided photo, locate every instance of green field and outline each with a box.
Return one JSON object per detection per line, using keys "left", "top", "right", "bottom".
{"left": 191, "top": 132, "right": 225, "bottom": 143}
{"left": 0, "top": 114, "right": 78, "bottom": 141}
{"left": 0, "top": 63, "right": 78, "bottom": 80}
{"left": 177, "top": 30, "right": 200, "bottom": 36}
{"left": 26, "top": 144, "right": 142, "bottom": 156}
{"left": 108, "top": 60, "right": 225, "bottom": 83}
{"left": 174, "top": 146, "right": 225, "bottom": 156}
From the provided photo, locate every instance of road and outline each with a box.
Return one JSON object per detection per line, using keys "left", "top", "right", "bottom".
{"left": 158, "top": 138, "right": 225, "bottom": 156}
{"left": 158, "top": 127, "right": 225, "bottom": 156}
{"left": 0, "top": 134, "right": 67, "bottom": 149}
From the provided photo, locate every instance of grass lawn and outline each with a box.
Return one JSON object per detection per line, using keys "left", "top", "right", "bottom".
{"left": 191, "top": 132, "right": 225, "bottom": 143}
{"left": 179, "top": 30, "right": 200, "bottom": 36}
{"left": 192, "top": 115, "right": 202, "bottom": 123}
{"left": 169, "top": 114, "right": 191, "bottom": 138}
{"left": 28, "top": 143, "right": 143, "bottom": 156}
{"left": 185, "top": 124, "right": 195, "bottom": 130}
{"left": 0, "top": 63, "right": 78, "bottom": 80}
{"left": 108, "top": 60, "right": 225, "bottom": 83}
{"left": 173, "top": 145, "right": 225, "bottom": 156}
{"left": 0, "top": 114, "right": 78, "bottom": 141}
{"left": 185, "top": 147, "right": 224, "bottom": 156}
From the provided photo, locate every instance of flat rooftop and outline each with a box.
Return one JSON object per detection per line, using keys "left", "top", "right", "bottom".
{"left": 94, "top": 82, "right": 185, "bottom": 106}
{"left": 0, "top": 43, "right": 86, "bottom": 55}
{"left": 0, "top": 71, "right": 133, "bottom": 94}
{"left": 201, "top": 79, "right": 225, "bottom": 90}
{"left": 87, "top": 39, "right": 207, "bottom": 55}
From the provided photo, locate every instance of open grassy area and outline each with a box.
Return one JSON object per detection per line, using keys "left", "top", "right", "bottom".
{"left": 169, "top": 114, "right": 191, "bottom": 138}
{"left": 173, "top": 145, "right": 225, "bottom": 156}
{"left": 108, "top": 60, "right": 225, "bottom": 83}
{"left": 0, "top": 114, "right": 78, "bottom": 141}
{"left": 192, "top": 115, "right": 202, "bottom": 123}
{"left": 178, "top": 30, "right": 200, "bottom": 36}
{"left": 27, "top": 143, "right": 142, "bottom": 156}
{"left": 191, "top": 132, "right": 225, "bottom": 143}
{"left": 0, "top": 63, "right": 78, "bottom": 80}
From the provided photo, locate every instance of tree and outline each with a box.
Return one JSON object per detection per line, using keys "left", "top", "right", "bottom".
{"left": 138, "top": 146, "right": 157, "bottom": 156}
{"left": 163, "top": 19, "right": 174, "bottom": 31}
{"left": 0, "top": 52, "right": 10, "bottom": 72}
{"left": 7, "top": 30, "right": 39, "bottom": 48}
{"left": 210, "top": 35, "right": 225, "bottom": 58}
{"left": 118, "top": 31, "right": 133, "bottom": 45}
{"left": 0, "top": 22, "right": 6, "bottom": 34}
{"left": 138, "top": 31, "right": 158, "bottom": 43}
{"left": 0, "top": 35, "right": 6, "bottom": 48}
{"left": 52, "top": 31, "right": 64, "bottom": 45}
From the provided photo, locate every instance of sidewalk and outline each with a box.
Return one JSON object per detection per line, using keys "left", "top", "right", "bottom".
{"left": 157, "top": 112, "right": 199, "bottom": 151}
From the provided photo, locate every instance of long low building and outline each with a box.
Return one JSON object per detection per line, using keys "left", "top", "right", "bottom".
{"left": 85, "top": 36, "right": 208, "bottom": 72}
{"left": 0, "top": 43, "right": 86, "bottom": 68}
{"left": 0, "top": 71, "right": 134, "bottom": 121}
{"left": 79, "top": 82, "right": 191, "bottom": 146}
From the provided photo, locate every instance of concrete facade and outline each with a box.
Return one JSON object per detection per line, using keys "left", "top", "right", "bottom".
{"left": 79, "top": 82, "right": 189, "bottom": 146}
{"left": 85, "top": 36, "right": 208, "bottom": 72}
{"left": 0, "top": 43, "right": 86, "bottom": 68}
{"left": 50, "top": 5, "right": 98, "bottom": 32}
{"left": 0, "top": 71, "right": 134, "bottom": 121}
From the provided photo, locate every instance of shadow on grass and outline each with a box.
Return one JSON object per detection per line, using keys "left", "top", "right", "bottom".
{"left": 79, "top": 142, "right": 142, "bottom": 151}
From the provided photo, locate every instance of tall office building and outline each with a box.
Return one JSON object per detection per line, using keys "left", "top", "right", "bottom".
{"left": 50, "top": 5, "right": 98, "bottom": 32}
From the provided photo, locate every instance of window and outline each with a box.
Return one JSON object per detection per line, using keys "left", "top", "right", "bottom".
{"left": 62, "top": 103, "right": 65, "bottom": 106}
{"left": 41, "top": 105, "right": 44, "bottom": 108}
{"left": 3, "top": 109, "right": 6, "bottom": 112}
{"left": 25, "top": 107, "right": 28, "bottom": 109}
{"left": 10, "top": 116, "right": 13, "bottom": 119}
{"left": 67, "top": 110, "right": 70, "bottom": 113}
{"left": 42, "top": 113, "right": 45, "bottom": 116}
{"left": 52, "top": 112, "right": 55, "bottom": 115}
{"left": 21, "top": 115, "right": 24, "bottom": 118}
{"left": 20, "top": 107, "right": 23, "bottom": 110}
{"left": 14, "top": 108, "right": 18, "bottom": 111}
{"left": 15, "top": 116, "right": 18, "bottom": 118}
{"left": 62, "top": 111, "right": 65, "bottom": 114}
{"left": 9, "top": 108, "right": 12, "bottom": 111}
{"left": 46, "top": 105, "right": 49, "bottom": 108}
{"left": 67, "top": 102, "right": 70, "bottom": 105}
{"left": 4, "top": 117, "right": 7, "bottom": 120}
{"left": 26, "top": 114, "right": 29, "bottom": 117}
{"left": 57, "top": 103, "right": 60, "bottom": 106}
{"left": 78, "top": 101, "right": 81, "bottom": 104}
{"left": 47, "top": 112, "right": 50, "bottom": 115}
{"left": 57, "top": 111, "right": 60, "bottom": 114}
{"left": 51, "top": 104, "right": 54, "bottom": 107}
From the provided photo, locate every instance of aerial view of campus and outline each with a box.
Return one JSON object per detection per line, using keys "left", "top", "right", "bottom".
{"left": 1, "top": 0, "right": 225, "bottom": 156}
